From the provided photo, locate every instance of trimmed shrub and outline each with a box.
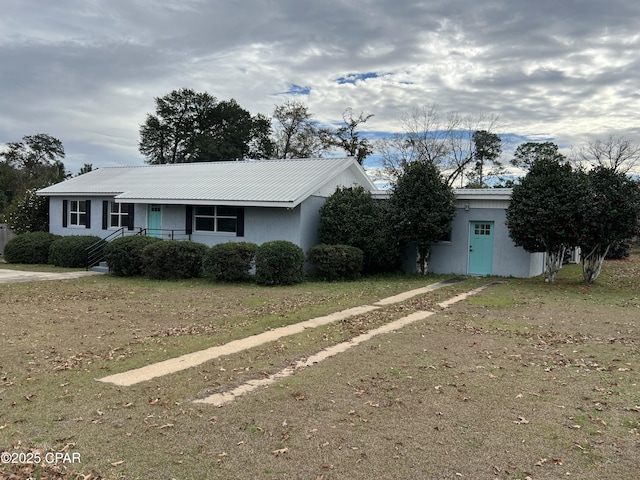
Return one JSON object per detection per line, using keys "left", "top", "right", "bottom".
{"left": 104, "top": 235, "right": 162, "bottom": 276}
{"left": 307, "top": 244, "right": 364, "bottom": 281}
{"left": 3, "top": 232, "right": 60, "bottom": 264}
{"left": 142, "top": 240, "right": 207, "bottom": 280}
{"left": 48, "top": 235, "right": 102, "bottom": 268}
{"left": 203, "top": 242, "right": 258, "bottom": 282}
{"left": 255, "top": 240, "right": 304, "bottom": 286}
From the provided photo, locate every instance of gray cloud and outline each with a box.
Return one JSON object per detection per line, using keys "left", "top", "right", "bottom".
{"left": 1, "top": 0, "right": 640, "bottom": 172}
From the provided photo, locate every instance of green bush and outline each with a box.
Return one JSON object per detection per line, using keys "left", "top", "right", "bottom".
{"left": 203, "top": 242, "right": 258, "bottom": 282}
{"left": 3, "top": 232, "right": 60, "bottom": 264}
{"left": 255, "top": 240, "right": 304, "bottom": 286}
{"left": 606, "top": 239, "right": 631, "bottom": 259}
{"left": 104, "top": 235, "right": 162, "bottom": 276}
{"left": 48, "top": 235, "right": 102, "bottom": 268}
{"left": 319, "top": 186, "right": 401, "bottom": 274}
{"left": 141, "top": 240, "right": 207, "bottom": 280}
{"left": 307, "top": 244, "right": 364, "bottom": 281}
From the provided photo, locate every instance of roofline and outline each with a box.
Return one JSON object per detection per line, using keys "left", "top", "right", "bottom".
{"left": 120, "top": 198, "right": 299, "bottom": 208}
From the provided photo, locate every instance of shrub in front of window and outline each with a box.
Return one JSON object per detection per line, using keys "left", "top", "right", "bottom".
{"left": 307, "top": 244, "right": 364, "bottom": 281}
{"left": 141, "top": 240, "right": 207, "bottom": 280}
{"left": 3, "top": 232, "right": 61, "bottom": 264}
{"left": 255, "top": 240, "right": 305, "bottom": 286}
{"left": 203, "top": 242, "right": 258, "bottom": 282}
{"left": 104, "top": 235, "right": 162, "bottom": 276}
{"left": 48, "top": 235, "right": 102, "bottom": 268}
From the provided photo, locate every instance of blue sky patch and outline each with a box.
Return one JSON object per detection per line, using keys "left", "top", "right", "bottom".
{"left": 336, "top": 72, "right": 380, "bottom": 85}
{"left": 277, "top": 84, "right": 311, "bottom": 95}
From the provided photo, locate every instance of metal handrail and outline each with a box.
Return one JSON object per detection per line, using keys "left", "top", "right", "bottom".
{"left": 85, "top": 227, "right": 191, "bottom": 270}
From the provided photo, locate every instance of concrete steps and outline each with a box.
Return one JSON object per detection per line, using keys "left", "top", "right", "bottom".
{"left": 91, "top": 261, "right": 109, "bottom": 273}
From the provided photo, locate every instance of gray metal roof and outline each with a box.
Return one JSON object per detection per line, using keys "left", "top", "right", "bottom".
{"left": 37, "top": 157, "right": 376, "bottom": 208}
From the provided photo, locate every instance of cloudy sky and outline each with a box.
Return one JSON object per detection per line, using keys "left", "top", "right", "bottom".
{"left": 2, "top": 0, "right": 640, "bottom": 174}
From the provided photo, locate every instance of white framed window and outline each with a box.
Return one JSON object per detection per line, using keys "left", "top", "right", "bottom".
{"left": 110, "top": 202, "right": 129, "bottom": 228}
{"left": 69, "top": 200, "right": 87, "bottom": 226}
{"left": 194, "top": 206, "right": 237, "bottom": 233}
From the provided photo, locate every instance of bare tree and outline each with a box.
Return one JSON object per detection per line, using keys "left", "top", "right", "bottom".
{"left": 378, "top": 104, "right": 500, "bottom": 186}
{"left": 573, "top": 135, "right": 640, "bottom": 174}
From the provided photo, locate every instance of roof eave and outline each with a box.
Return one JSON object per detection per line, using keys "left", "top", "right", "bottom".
{"left": 116, "top": 198, "right": 299, "bottom": 209}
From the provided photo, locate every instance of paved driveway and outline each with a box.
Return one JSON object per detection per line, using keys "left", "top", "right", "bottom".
{"left": 0, "top": 268, "right": 103, "bottom": 284}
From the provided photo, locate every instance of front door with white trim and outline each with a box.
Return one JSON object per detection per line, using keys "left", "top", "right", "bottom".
{"left": 147, "top": 204, "right": 162, "bottom": 238}
{"left": 468, "top": 221, "right": 494, "bottom": 275}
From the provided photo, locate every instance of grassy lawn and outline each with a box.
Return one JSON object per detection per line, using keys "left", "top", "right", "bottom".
{"left": 1, "top": 255, "right": 639, "bottom": 479}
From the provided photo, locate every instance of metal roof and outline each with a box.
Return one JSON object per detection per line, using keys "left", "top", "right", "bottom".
{"left": 37, "top": 157, "right": 376, "bottom": 208}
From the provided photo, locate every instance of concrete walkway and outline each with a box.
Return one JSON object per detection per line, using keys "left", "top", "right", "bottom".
{"left": 98, "top": 279, "right": 466, "bottom": 387}
{"left": 195, "top": 285, "right": 489, "bottom": 407}
{"left": 0, "top": 268, "right": 103, "bottom": 284}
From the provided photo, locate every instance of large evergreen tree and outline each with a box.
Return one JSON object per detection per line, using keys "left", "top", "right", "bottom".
{"left": 577, "top": 167, "right": 640, "bottom": 283}
{"left": 506, "top": 154, "right": 583, "bottom": 282}
{"left": 390, "top": 160, "right": 456, "bottom": 274}
{"left": 139, "top": 88, "right": 273, "bottom": 163}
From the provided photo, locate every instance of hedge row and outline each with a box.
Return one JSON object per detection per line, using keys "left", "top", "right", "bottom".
{"left": 3, "top": 232, "right": 101, "bottom": 268}
{"left": 4, "top": 233, "right": 365, "bottom": 284}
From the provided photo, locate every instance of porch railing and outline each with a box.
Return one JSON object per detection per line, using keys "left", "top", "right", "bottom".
{"left": 85, "top": 228, "right": 190, "bottom": 270}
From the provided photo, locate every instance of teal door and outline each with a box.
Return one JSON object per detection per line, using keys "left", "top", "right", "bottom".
{"left": 468, "top": 221, "right": 494, "bottom": 275}
{"left": 147, "top": 204, "right": 162, "bottom": 238}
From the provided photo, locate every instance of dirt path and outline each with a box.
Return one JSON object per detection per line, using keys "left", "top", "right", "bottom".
{"left": 98, "top": 279, "right": 466, "bottom": 387}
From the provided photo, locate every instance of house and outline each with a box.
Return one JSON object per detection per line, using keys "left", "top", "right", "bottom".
{"left": 419, "top": 188, "right": 544, "bottom": 278}
{"left": 37, "top": 157, "right": 544, "bottom": 278}
{"left": 36, "top": 157, "right": 376, "bottom": 253}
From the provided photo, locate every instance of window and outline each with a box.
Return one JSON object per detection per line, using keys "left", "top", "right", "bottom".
{"left": 70, "top": 200, "right": 87, "bottom": 226}
{"left": 110, "top": 202, "right": 129, "bottom": 228}
{"left": 474, "top": 223, "right": 491, "bottom": 236}
{"left": 194, "top": 206, "right": 237, "bottom": 233}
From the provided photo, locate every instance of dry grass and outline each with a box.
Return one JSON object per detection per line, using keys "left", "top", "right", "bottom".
{"left": 1, "top": 254, "right": 639, "bottom": 479}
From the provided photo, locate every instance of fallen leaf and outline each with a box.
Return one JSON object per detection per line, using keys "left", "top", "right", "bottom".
{"left": 158, "top": 423, "right": 174, "bottom": 429}
{"left": 111, "top": 460, "right": 125, "bottom": 467}
{"left": 514, "top": 416, "right": 530, "bottom": 425}
{"left": 272, "top": 447, "right": 289, "bottom": 456}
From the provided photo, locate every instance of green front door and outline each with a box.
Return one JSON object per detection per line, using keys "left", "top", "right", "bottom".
{"left": 468, "top": 221, "right": 494, "bottom": 275}
{"left": 147, "top": 204, "right": 162, "bottom": 238}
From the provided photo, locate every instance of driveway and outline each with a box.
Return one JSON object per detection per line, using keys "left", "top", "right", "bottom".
{"left": 0, "top": 268, "right": 103, "bottom": 284}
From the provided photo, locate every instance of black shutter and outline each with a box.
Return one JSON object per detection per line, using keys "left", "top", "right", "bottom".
{"left": 102, "top": 201, "right": 109, "bottom": 230}
{"left": 85, "top": 200, "right": 91, "bottom": 228}
{"left": 185, "top": 205, "right": 193, "bottom": 235}
{"left": 236, "top": 207, "right": 244, "bottom": 237}
{"left": 62, "top": 200, "right": 68, "bottom": 227}
{"left": 127, "top": 203, "right": 135, "bottom": 230}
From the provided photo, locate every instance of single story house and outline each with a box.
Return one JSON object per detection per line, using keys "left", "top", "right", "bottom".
{"left": 36, "top": 157, "right": 375, "bottom": 254}
{"left": 37, "top": 157, "right": 544, "bottom": 278}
